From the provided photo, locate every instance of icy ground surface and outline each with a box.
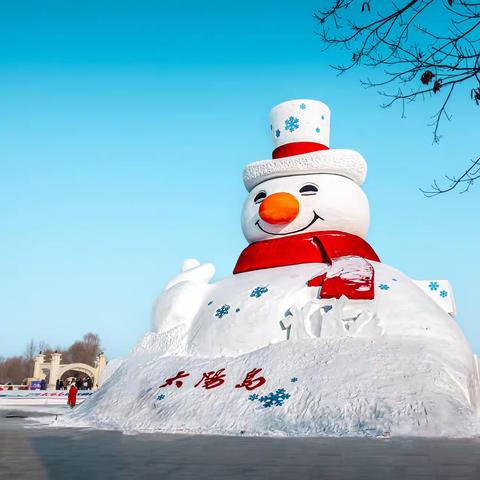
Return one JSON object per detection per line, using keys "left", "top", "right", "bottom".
{"left": 57, "top": 337, "right": 480, "bottom": 437}
{"left": 3, "top": 410, "right": 480, "bottom": 479}
{"left": 0, "top": 405, "right": 67, "bottom": 416}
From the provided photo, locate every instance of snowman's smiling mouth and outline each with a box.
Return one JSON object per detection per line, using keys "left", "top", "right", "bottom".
{"left": 255, "top": 211, "right": 324, "bottom": 236}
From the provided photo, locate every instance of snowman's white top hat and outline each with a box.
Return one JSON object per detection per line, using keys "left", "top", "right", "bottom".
{"left": 243, "top": 99, "right": 367, "bottom": 191}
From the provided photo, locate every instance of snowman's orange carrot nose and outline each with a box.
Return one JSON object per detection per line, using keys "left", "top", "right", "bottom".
{"left": 259, "top": 192, "right": 300, "bottom": 225}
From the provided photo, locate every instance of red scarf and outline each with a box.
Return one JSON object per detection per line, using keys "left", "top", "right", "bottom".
{"left": 233, "top": 231, "right": 379, "bottom": 274}
{"left": 233, "top": 231, "right": 380, "bottom": 300}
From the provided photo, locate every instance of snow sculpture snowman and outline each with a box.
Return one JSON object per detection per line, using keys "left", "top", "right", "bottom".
{"left": 60, "top": 99, "right": 480, "bottom": 437}
{"left": 153, "top": 99, "right": 471, "bottom": 360}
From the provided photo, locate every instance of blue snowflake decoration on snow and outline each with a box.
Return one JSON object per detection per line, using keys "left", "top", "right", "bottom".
{"left": 379, "top": 284, "right": 390, "bottom": 290}
{"left": 215, "top": 304, "right": 230, "bottom": 318}
{"left": 284, "top": 116, "right": 299, "bottom": 132}
{"left": 275, "top": 129, "right": 281, "bottom": 138}
{"left": 156, "top": 394, "right": 165, "bottom": 401}
{"left": 440, "top": 290, "right": 448, "bottom": 298}
{"left": 300, "top": 103, "right": 306, "bottom": 109}
{"left": 429, "top": 281, "right": 439, "bottom": 291}
{"left": 250, "top": 286, "right": 268, "bottom": 298}
{"left": 290, "top": 377, "right": 298, "bottom": 383}
{"left": 248, "top": 394, "right": 259, "bottom": 401}
{"left": 258, "top": 388, "right": 291, "bottom": 408}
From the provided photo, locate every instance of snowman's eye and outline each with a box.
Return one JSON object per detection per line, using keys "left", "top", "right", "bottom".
{"left": 254, "top": 191, "right": 267, "bottom": 204}
{"left": 299, "top": 184, "right": 318, "bottom": 196}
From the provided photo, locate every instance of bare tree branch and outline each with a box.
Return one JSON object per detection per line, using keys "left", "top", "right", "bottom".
{"left": 420, "top": 156, "right": 480, "bottom": 195}
{"left": 315, "top": 0, "right": 480, "bottom": 194}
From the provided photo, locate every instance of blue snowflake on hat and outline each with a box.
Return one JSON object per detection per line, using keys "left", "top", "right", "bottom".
{"left": 243, "top": 99, "right": 367, "bottom": 193}
{"left": 284, "top": 116, "right": 300, "bottom": 132}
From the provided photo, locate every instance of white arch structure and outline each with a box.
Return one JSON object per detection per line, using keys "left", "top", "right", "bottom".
{"left": 57, "top": 362, "right": 95, "bottom": 380}
{"left": 32, "top": 352, "right": 106, "bottom": 389}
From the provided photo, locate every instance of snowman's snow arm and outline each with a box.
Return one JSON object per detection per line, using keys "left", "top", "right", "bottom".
{"left": 164, "top": 260, "right": 215, "bottom": 290}
{"left": 152, "top": 259, "right": 215, "bottom": 334}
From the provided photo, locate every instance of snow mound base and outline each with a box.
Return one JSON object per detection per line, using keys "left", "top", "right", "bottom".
{"left": 58, "top": 336, "right": 480, "bottom": 437}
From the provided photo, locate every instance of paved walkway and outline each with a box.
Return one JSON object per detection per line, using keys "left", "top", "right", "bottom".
{"left": 1, "top": 409, "right": 480, "bottom": 479}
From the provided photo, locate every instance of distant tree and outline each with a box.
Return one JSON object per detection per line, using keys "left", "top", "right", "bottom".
{"left": 0, "top": 356, "right": 30, "bottom": 384}
{"left": 63, "top": 332, "right": 102, "bottom": 365}
{"left": 38, "top": 340, "right": 51, "bottom": 355}
{"left": 24, "top": 339, "right": 36, "bottom": 361}
{"left": 315, "top": 0, "right": 480, "bottom": 195}
{"left": 21, "top": 339, "right": 37, "bottom": 383}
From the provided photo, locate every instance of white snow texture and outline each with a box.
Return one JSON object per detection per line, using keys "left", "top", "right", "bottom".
{"left": 243, "top": 149, "right": 367, "bottom": 191}
{"left": 58, "top": 260, "right": 480, "bottom": 438}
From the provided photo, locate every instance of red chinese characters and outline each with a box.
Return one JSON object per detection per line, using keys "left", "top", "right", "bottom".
{"left": 235, "top": 368, "right": 266, "bottom": 391}
{"left": 194, "top": 369, "right": 226, "bottom": 389}
{"left": 159, "top": 367, "right": 268, "bottom": 391}
{"left": 159, "top": 371, "right": 190, "bottom": 388}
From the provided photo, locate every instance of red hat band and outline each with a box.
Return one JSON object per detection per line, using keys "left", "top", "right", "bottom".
{"left": 272, "top": 141, "right": 329, "bottom": 159}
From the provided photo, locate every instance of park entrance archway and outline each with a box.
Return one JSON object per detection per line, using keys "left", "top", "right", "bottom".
{"left": 32, "top": 352, "right": 106, "bottom": 389}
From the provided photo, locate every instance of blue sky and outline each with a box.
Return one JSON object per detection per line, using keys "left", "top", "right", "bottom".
{"left": 1, "top": 1, "right": 479, "bottom": 359}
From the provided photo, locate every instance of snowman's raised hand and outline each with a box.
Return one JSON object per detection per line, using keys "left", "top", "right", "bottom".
{"left": 164, "top": 258, "right": 216, "bottom": 291}
{"left": 152, "top": 258, "right": 215, "bottom": 334}
{"left": 308, "top": 255, "right": 375, "bottom": 300}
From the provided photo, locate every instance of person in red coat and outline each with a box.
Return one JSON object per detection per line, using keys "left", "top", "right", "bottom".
{"left": 67, "top": 381, "right": 78, "bottom": 408}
